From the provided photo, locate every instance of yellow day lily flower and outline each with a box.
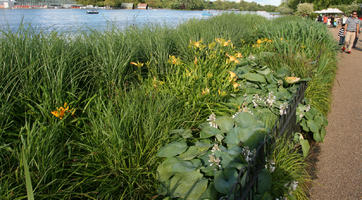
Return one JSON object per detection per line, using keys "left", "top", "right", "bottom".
{"left": 223, "top": 40, "right": 232, "bottom": 47}
{"left": 51, "top": 102, "right": 75, "bottom": 119}
{"left": 202, "top": 88, "right": 210, "bottom": 95}
{"left": 130, "top": 61, "right": 144, "bottom": 68}
{"left": 51, "top": 110, "right": 60, "bottom": 118}
{"left": 226, "top": 54, "right": 240, "bottom": 64}
{"left": 257, "top": 39, "right": 262, "bottom": 44}
{"left": 190, "top": 39, "right": 203, "bottom": 48}
{"left": 235, "top": 52, "right": 242, "bottom": 58}
{"left": 229, "top": 71, "right": 237, "bottom": 82}
{"left": 232, "top": 81, "right": 240, "bottom": 89}
{"left": 285, "top": 77, "right": 300, "bottom": 84}
{"left": 215, "top": 38, "right": 226, "bottom": 45}
{"left": 280, "top": 38, "right": 284, "bottom": 41}
{"left": 194, "top": 57, "right": 198, "bottom": 65}
{"left": 168, "top": 55, "right": 181, "bottom": 65}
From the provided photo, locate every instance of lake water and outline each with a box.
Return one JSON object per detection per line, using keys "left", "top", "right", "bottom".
{"left": 0, "top": 9, "right": 278, "bottom": 33}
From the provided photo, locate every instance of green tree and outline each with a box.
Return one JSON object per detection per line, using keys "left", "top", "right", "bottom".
{"left": 296, "top": 3, "right": 314, "bottom": 16}
{"left": 277, "top": 5, "right": 293, "bottom": 14}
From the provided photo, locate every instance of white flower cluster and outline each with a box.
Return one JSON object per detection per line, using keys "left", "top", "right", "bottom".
{"left": 265, "top": 158, "right": 276, "bottom": 173}
{"left": 284, "top": 180, "right": 299, "bottom": 194}
{"left": 248, "top": 54, "right": 256, "bottom": 60}
{"left": 266, "top": 92, "right": 276, "bottom": 107}
{"left": 290, "top": 180, "right": 298, "bottom": 191}
{"left": 252, "top": 92, "right": 277, "bottom": 109}
{"left": 299, "top": 104, "right": 311, "bottom": 119}
{"left": 241, "top": 146, "right": 256, "bottom": 163}
{"left": 279, "top": 102, "right": 288, "bottom": 116}
{"left": 207, "top": 113, "right": 218, "bottom": 128}
{"left": 211, "top": 143, "right": 221, "bottom": 153}
{"left": 252, "top": 94, "right": 262, "bottom": 108}
{"left": 208, "top": 144, "right": 221, "bottom": 168}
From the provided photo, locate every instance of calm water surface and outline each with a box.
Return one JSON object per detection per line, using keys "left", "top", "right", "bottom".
{"left": 0, "top": 9, "right": 277, "bottom": 33}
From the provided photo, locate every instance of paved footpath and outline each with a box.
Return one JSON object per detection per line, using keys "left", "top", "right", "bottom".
{"left": 309, "top": 28, "right": 362, "bottom": 199}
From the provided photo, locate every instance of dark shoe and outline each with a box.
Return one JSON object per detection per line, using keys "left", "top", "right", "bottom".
{"left": 346, "top": 51, "right": 351, "bottom": 54}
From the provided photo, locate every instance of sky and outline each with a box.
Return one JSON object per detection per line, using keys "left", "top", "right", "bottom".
{"left": 240, "top": 0, "right": 282, "bottom": 6}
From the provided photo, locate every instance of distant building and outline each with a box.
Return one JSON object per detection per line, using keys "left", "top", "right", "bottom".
{"left": 0, "top": 0, "right": 15, "bottom": 8}
{"left": 137, "top": 3, "right": 148, "bottom": 9}
{"left": 121, "top": 3, "right": 134, "bottom": 9}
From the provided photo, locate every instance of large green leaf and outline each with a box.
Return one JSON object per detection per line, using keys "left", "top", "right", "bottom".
{"left": 169, "top": 170, "right": 206, "bottom": 199}
{"left": 201, "top": 165, "right": 217, "bottom": 177}
{"left": 214, "top": 168, "right": 238, "bottom": 194}
{"left": 243, "top": 128, "right": 267, "bottom": 149}
{"left": 200, "top": 126, "right": 223, "bottom": 139}
{"left": 224, "top": 126, "right": 266, "bottom": 149}
{"left": 300, "top": 120, "right": 309, "bottom": 132}
{"left": 157, "top": 157, "right": 198, "bottom": 183}
{"left": 300, "top": 139, "right": 310, "bottom": 158}
{"left": 257, "top": 68, "right": 271, "bottom": 75}
{"left": 320, "top": 128, "right": 326, "bottom": 142}
{"left": 185, "top": 179, "right": 209, "bottom": 200}
{"left": 233, "top": 112, "right": 260, "bottom": 128}
{"left": 157, "top": 141, "right": 188, "bottom": 158}
{"left": 178, "top": 144, "right": 211, "bottom": 160}
{"left": 199, "top": 182, "right": 218, "bottom": 200}
{"left": 157, "top": 158, "right": 178, "bottom": 182}
{"left": 215, "top": 116, "right": 234, "bottom": 132}
{"left": 307, "top": 120, "right": 319, "bottom": 134}
{"left": 171, "top": 129, "right": 193, "bottom": 139}
{"left": 257, "top": 169, "right": 272, "bottom": 194}
{"left": 313, "top": 132, "right": 322, "bottom": 142}
{"left": 172, "top": 159, "right": 198, "bottom": 173}
{"left": 242, "top": 73, "right": 266, "bottom": 83}
{"left": 224, "top": 127, "right": 243, "bottom": 147}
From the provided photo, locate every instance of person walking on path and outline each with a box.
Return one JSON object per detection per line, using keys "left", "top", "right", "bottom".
{"left": 323, "top": 15, "right": 328, "bottom": 25}
{"left": 338, "top": 24, "right": 345, "bottom": 45}
{"left": 342, "top": 11, "right": 360, "bottom": 54}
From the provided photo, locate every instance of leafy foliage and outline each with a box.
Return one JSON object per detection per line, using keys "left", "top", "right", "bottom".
{"left": 297, "top": 100, "right": 328, "bottom": 142}
{"left": 156, "top": 40, "right": 307, "bottom": 199}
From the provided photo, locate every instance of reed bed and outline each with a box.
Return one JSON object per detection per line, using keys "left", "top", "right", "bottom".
{"left": 0, "top": 14, "right": 337, "bottom": 199}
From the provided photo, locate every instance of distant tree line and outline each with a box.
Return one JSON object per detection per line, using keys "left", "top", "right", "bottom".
{"left": 277, "top": 0, "right": 361, "bottom": 16}
{"left": 74, "top": 0, "right": 278, "bottom": 11}
{"left": 284, "top": 0, "right": 362, "bottom": 10}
